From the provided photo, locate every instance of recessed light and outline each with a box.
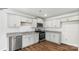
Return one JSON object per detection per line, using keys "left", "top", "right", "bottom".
{"left": 44, "top": 14, "right": 47, "bottom": 17}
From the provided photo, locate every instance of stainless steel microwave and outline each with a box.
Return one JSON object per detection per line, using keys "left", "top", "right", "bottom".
{"left": 37, "top": 23, "right": 43, "bottom": 27}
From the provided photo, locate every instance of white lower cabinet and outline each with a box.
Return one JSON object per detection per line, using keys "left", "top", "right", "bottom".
{"left": 46, "top": 32, "right": 61, "bottom": 44}
{"left": 34, "top": 33, "right": 39, "bottom": 43}
{"left": 22, "top": 33, "right": 39, "bottom": 48}
{"left": 46, "top": 32, "right": 51, "bottom": 41}
{"left": 22, "top": 35, "right": 30, "bottom": 48}
{"left": 51, "top": 33, "right": 61, "bottom": 44}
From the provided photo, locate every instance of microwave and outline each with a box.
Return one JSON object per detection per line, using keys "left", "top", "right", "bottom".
{"left": 37, "top": 23, "right": 43, "bottom": 27}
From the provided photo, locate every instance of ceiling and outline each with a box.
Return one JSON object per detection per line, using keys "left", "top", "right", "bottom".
{"left": 12, "top": 8, "right": 79, "bottom": 19}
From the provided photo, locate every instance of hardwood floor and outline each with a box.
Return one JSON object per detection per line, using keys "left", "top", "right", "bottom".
{"left": 19, "top": 40, "right": 78, "bottom": 51}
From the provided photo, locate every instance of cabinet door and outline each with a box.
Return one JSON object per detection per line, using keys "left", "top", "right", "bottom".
{"left": 34, "top": 33, "right": 39, "bottom": 43}
{"left": 52, "top": 20, "right": 61, "bottom": 28}
{"left": 20, "top": 16, "right": 26, "bottom": 22}
{"left": 37, "top": 18, "right": 43, "bottom": 23}
{"left": 45, "top": 21, "right": 52, "bottom": 27}
{"left": 68, "top": 16, "right": 79, "bottom": 21}
{"left": 21, "top": 16, "right": 32, "bottom": 23}
{"left": 46, "top": 32, "right": 51, "bottom": 41}
{"left": 51, "top": 33, "right": 61, "bottom": 44}
{"left": 22, "top": 35, "right": 29, "bottom": 48}
{"left": 8, "top": 14, "right": 20, "bottom": 27}
{"left": 28, "top": 35, "right": 34, "bottom": 45}
{"left": 32, "top": 19, "right": 37, "bottom": 27}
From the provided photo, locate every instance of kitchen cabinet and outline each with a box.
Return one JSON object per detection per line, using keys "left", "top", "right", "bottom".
{"left": 21, "top": 16, "right": 32, "bottom": 23}
{"left": 32, "top": 18, "right": 44, "bottom": 27}
{"left": 8, "top": 14, "right": 33, "bottom": 27}
{"left": 28, "top": 33, "right": 34, "bottom": 45}
{"left": 50, "top": 32, "right": 61, "bottom": 44}
{"left": 32, "top": 19, "right": 37, "bottom": 27}
{"left": 46, "top": 32, "right": 61, "bottom": 44}
{"left": 22, "top": 33, "right": 39, "bottom": 48}
{"left": 7, "top": 14, "right": 21, "bottom": 27}
{"left": 28, "top": 33, "right": 39, "bottom": 45}
{"left": 22, "top": 34, "right": 30, "bottom": 48}
{"left": 37, "top": 18, "right": 43, "bottom": 23}
{"left": 52, "top": 20, "right": 61, "bottom": 28}
{"left": 61, "top": 16, "right": 79, "bottom": 22}
{"left": 46, "top": 32, "right": 51, "bottom": 41}
{"left": 69, "top": 16, "right": 79, "bottom": 21}
{"left": 45, "top": 19, "right": 61, "bottom": 28}
{"left": 22, "top": 33, "right": 33, "bottom": 48}
{"left": 45, "top": 20, "right": 52, "bottom": 27}
{"left": 34, "top": 33, "right": 39, "bottom": 43}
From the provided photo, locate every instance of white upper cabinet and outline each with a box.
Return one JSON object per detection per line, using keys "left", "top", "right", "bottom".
{"left": 45, "top": 18, "right": 61, "bottom": 28}
{"left": 20, "top": 16, "right": 27, "bottom": 22}
{"left": 61, "top": 15, "right": 79, "bottom": 22}
{"left": 45, "top": 20, "right": 52, "bottom": 27}
{"left": 20, "top": 16, "right": 33, "bottom": 27}
{"left": 7, "top": 14, "right": 21, "bottom": 27}
{"left": 67, "top": 16, "right": 79, "bottom": 21}
{"left": 52, "top": 20, "right": 61, "bottom": 28}
{"left": 7, "top": 14, "right": 33, "bottom": 27}
{"left": 32, "top": 19, "right": 37, "bottom": 27}
{"left": 32, "top": 18, "right": 44, "bottom": 27}
{"left": 20, "top": 16, "right": 32, "bottom": 23}
{"left": 37, "top": 18, "right": 43, "bottom": 23}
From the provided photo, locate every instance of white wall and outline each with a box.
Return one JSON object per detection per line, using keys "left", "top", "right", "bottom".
{"left": 0, "top": 10, "right": 8, "bottom": 50}
{"left": 61, "top": 21, "right": 79, "bottom": 47}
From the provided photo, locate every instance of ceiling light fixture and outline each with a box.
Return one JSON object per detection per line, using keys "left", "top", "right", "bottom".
{"left": 39, "top": 9, "right": 47, "bottom": 17}
{"left": 44, "top": 14, "right": 47, "bottom": 17}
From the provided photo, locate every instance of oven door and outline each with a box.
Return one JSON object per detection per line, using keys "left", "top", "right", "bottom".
{"left": 39, "top": 32, "right": 45, "bottom": 40}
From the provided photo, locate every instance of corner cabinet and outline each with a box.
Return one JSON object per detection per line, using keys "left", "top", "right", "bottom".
{"left": 46, "top": 32, "right": 61, "bottom": 44}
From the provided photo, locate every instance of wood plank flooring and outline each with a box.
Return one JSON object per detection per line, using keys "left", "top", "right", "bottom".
{"left": 19, "top": 40, "right": 78, "bottom": 51}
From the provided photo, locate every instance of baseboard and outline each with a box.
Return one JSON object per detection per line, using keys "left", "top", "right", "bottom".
{"left": 61, "top": 42, "right": 79, "bottom": 48}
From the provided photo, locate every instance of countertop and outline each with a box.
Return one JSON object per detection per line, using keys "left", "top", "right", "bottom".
{"left": 7, "top": 31, "right": 39, "bottom": 37}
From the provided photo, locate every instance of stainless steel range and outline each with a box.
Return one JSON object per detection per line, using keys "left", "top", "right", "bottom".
{"left": 35, "top": 23, "right": 45, "bottom": 42}
{"left": 39, "top": 31, "right": 45, "bottom": 41}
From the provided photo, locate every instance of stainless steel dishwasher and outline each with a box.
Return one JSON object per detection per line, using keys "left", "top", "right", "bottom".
{"left": 9, "top": 35, "right": 22, "bottom": 51}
